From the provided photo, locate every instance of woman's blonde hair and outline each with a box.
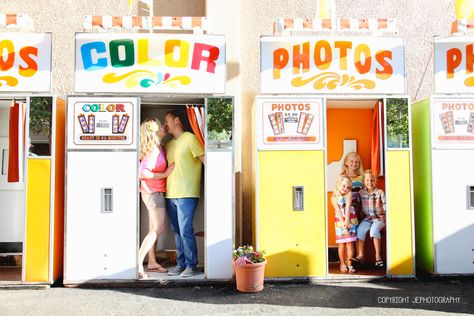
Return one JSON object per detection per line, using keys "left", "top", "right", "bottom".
{"left": 341, "top": 152, "right": 364, "bottom": 176}
{"left": 140, "top": 118, "right": 161, "bottom": 160}
{"left": 334, "top": 175, "right": 353, "bottom": 198}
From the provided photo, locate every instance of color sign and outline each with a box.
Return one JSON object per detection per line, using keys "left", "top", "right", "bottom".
{"left": 257, "top": 97, "right": 323, "bottom": 150}
{"left": 67, "top": 97, "right": 138, "bottom": 149}
{"left": 434, "top": 36, "right": 474, "bottom": 94}
{"left": 260, "top": 36, "right": 405, "bottom": 94}
{"left": 75, "top": 33, "right": 226, "bottom": 94}
{"left": 432, "top": 97, "right": 474, "bottom": 148}
{"left": 0, "top": 33, "right": 52, "bottom": 92}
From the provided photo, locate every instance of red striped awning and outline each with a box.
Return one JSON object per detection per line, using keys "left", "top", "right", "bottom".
{"left": 273, "top": 18, "right": 397, "bottom": 35}
{"left": 0, "top": 14, "right": 34, "bottom": 30}
{"left": 451, "top": 19, "right": 474, "bottom": 33}
{"left": 84, "top": 15, "right": 208, "bottom": 33}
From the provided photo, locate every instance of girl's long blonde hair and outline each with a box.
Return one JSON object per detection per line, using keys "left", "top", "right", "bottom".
{"left": 340, "top": 152, "right": 364, "bottom": 176}
{"left": 140, "top": 118, "right": 161, "bottom": 160}
{"left": 334, "top": 175, "right": 353, "bottom": 198}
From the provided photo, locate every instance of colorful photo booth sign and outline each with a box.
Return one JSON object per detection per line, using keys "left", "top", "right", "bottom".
{"left": 75, "top": 33, "right": 226, "bottom": 94}
{"left": 257, "top": 97, "right": 323, "bottom": 150}
{"left": 68, "top": 97, "right": 138, "bottom": 149}
{"left": 432, "top": 97, "right": 474, "bottom": 148}
{"left": 0, "top": 33, "right": 52, "bottom": 92}
{"left": 434, "top": 36, "right": 474, "bottom": 94}
{"left": 260, "top": 36, "right": 405, "bottom": 94}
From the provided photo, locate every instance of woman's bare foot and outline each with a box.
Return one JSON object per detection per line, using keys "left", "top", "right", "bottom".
{"left": 146, "top": 264, "right": 168, "bottom": 273}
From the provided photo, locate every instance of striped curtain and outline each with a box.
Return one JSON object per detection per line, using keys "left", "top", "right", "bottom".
{"left": 186, "top": 105, "right": 205, "bottom": 147}
{"left": 370, "top": 101, "right": 384, "bottom": 176}
{"left": 8, "top": 101, "right": 26, "bottom": 182}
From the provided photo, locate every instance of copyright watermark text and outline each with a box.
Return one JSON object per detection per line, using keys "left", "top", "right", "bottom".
{"left": 377, "top": 296, "right": 461, "bottom": 304}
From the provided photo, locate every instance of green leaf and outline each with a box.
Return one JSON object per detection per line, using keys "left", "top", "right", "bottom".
{"left": 29, "top": 97, "right": 52, "bottom": 135}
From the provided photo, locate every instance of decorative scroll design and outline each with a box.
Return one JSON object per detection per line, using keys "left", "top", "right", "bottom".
{"left": 291, "top": 72, "right": 376, "bottom": 90}
{"left": 464, "top": 76, "right": 474, "bottom": 87}
{"left": 103, "top": 70, "right": 191, "bottom": 88}
{"left": 0, "top": 76, "right": 19, "bottom": 87}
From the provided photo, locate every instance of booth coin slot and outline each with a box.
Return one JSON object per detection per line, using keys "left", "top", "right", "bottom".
{"left": 1, "top": 149, "right": 7, "bottom": 175}
{"left": 101, "top": 188, "right": 113, "bottom": 213}
{"left": 468, "top": 185, "right": 474, "bottom": 210}
{"left": 293, "top": 186, "right": 304, "bottom": 211}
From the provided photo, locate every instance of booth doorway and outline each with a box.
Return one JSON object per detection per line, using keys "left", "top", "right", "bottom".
{"left": 325, "top": 98, "right": 386, "bottom": 278}
{"left": 0, "top": 96, "right": 54, "bottom": 283}
{"left": 139, "top": 97, "right": 206, "bottom": 280}
{"left": 0, "top": 98, "right": 25, "bottom": 282}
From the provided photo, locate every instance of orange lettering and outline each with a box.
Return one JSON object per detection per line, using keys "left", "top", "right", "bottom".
{"left": 292, "top": 42, "right": 310, "bottom": 75}
{"left": 447, "top": 48, "right": 462, "bottom": 79}
{"left": 273, "top": 48, "right": 289, "bottom": 79}
{"left": 467, "top": 44, "right": 474, "bottom": 75}
{"left": 314, "top": 40, "right": 332, "bottom": 70}
{"left": 0, "top": 40, "right": 15, "bottom": 71}
{"left": 375, "top": 50, "right": 393, "bottom": 79}
{"left": 334, "top": 41, "right": 352, "bottom": 70}
{"left": 354, "top": 44, "right": 371, "bottom": 74}
{"left": 19, "top": 46, "right": 38, "bottom": 77}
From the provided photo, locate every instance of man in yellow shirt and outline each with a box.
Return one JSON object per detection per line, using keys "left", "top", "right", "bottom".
{"left": 164, "top": 111, "right": 204, "bottom": 277}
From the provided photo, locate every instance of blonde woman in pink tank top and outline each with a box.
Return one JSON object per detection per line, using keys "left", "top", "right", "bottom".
{"left": 138, "top": 118, "right": 175, "bottom": 279}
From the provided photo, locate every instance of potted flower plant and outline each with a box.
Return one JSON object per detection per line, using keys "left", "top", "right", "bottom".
{"left": 232, "top": 245, "right": 267, "bottom": 292}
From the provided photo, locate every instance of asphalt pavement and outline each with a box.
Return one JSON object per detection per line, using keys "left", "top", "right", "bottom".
{"left": 0, "top": 279, "right": 473, "bottom": 315}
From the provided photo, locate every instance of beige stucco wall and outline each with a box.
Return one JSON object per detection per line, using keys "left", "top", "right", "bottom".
{"left": 0, "top": 1, "right": 134, "bottom": 97}
{"left": 0, "top": 0, "right": 205, "bottom": 98}
{"left": 206, "top": 0, "right": 243, "bottom": 245}
{"left": 0, "top": 0, "right": 457, "bottom": 245}
{"left": 142, "top": 0, "right": 205, "bottom": 16}
{"left": 239, "top": 0, "right": 456, "bottom": 244}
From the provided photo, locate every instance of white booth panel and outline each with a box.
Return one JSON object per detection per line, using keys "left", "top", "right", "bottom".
{"left": 65, "top": 152, "right": 138, "bottom": 281}
{"left": 0, "top": 112, "right": 25, "bottom": 243}
{"left": 205, "top": 151, "right": 233, "bottom": 279}
{"left": 432, "top": 150, "right": 474, "bottom": 274}
{"left": 0, "top": 191, "right": 25, "bottom": 242}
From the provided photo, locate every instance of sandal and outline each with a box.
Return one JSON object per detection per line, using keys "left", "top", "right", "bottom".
{"left": 146, "top": 265, "right": 168, "bottom": 273}
{"left": 340, "top": 265, "right": 348, "bottom": 272}
{"left": 348, "top": 265, "right": 356, "bottom": 273}
{"left": 350, "top": 257, "right": 364, "bottom": 267}
{"left": 375, "top": 260, "right": 385, "bottom": 268}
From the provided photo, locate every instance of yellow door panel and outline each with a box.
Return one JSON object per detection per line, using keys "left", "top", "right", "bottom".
{"left": 386, "top": 151, "right": 414, "bottom": 276}
{"left": 25, "top": 159, "right": 51, "bottom": 282}
{"left": 257, "top": 150, "right": 326, "bottom": 277}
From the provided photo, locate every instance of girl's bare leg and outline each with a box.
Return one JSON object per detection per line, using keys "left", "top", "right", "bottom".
{"left": 146, "top": 207, "right": 166, "bottom": 270}
{"left": 147, "top": 240, "right": 158, "bottom": 266}
{"left": 338, "top": 243, "right": 347, "bottom": 270}
{"left": 374, "top": 237, "right": 383, "bottom": 261}
{"left": 356, "top": 239, "right": 365, "bottom": 260}
{"left": 346, "top": 242, "right": 355, "bottom": 266}
{"left": 138, "top": 207, "right": 166, "bottom": 273}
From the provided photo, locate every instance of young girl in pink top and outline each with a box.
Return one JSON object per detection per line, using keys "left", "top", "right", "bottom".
{"left": 341, "top": 152, "right": 364, "bottom": 219}
{"left": 138, "top": 118, "right": 175, "bottom": 279}
{"left": 332, "top": 175, "right": 359, "bottom": 273}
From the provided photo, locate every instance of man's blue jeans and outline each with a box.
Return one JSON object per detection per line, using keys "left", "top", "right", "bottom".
{"left": 166, "top": 198, "right": 199, "bottom": 269}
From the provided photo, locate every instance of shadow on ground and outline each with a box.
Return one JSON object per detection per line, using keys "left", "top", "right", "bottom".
{"left": 94, "top": 279, "right": 474, "bottom": 314}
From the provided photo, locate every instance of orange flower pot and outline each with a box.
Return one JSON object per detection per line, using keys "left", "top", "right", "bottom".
{"left": 233, "top": 259, "right": 267, "bottom": 292}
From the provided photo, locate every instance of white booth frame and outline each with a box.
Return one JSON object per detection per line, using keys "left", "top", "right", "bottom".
{"left": 63, "top": 94, "right": 235, "bottom": 283}
{"left": 0, "top": 94, "right": 57, "bottom": 284}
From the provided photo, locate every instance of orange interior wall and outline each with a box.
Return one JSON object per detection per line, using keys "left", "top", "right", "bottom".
{"left": 53, "top": 98, "right": 66, "bottom": 280}
{"left": 326, "top": 108, "right": 373, "bottom": 247}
